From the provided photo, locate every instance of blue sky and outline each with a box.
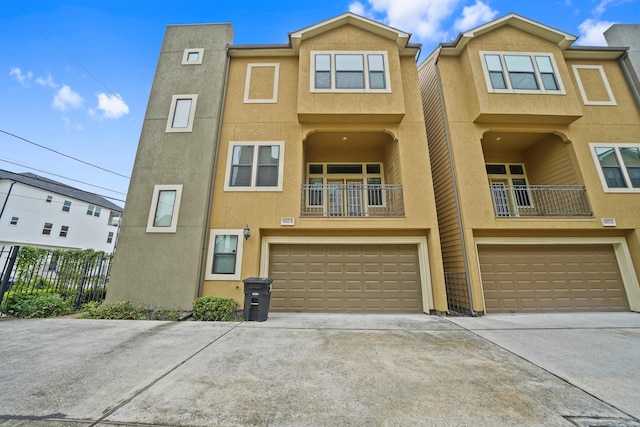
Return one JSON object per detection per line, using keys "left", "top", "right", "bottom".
{"left": 2, "top": 0, "right": 639, "bottom": 206}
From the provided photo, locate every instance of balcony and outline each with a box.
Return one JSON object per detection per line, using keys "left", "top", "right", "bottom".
{"left": 490, "top": 185, "right": 592, "bottom": 217}
{"left": 301, "top": 183, "right": 404, "bottom": 217}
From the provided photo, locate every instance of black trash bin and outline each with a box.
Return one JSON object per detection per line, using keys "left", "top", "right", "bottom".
{"left": 243, "top": 277, "right": 272, "bottom": 321}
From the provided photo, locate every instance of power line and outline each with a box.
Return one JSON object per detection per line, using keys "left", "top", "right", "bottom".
{"left": 0, "top": 158, "right": 127, "bottom": 202}
{"left": 0, "top": 129, "right": 130, "bottom": 179}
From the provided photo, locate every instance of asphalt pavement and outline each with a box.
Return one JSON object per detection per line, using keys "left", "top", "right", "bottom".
{"left": 0, "top": 312, "right": 639, "bottom": 426}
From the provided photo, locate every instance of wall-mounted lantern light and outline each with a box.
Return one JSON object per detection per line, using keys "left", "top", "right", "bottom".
{"left": 243, "top": 224, "right": 251, "bottom": 240}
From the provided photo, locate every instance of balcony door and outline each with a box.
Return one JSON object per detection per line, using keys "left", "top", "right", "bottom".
{"left": 487, "top": 163, "right": 531, "bottom": 217}
{"left": 328, "top": 179, "right": 363, "bottom": 216}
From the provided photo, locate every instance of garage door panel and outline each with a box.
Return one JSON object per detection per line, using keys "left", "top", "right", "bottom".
{"left": 479, "top": 244, "right": 629, "bottom": 313}
{"left": 269, "top": 244, "right": 422, "bottom": 312}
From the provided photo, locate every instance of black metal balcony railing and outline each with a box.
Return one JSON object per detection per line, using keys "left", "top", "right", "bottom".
{"left": 301, "top": 184, "right": 404, "bottom": 217}
{"left": 490, "top": 184, "right": 592, "bottom": 217}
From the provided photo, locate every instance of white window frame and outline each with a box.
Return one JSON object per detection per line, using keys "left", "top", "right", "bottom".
{"left": 62, "top": 200, "right": 71, "bottom": 212}
{"left": 181, "top": 48, "right": 204, "bottom": 65}
{"left": 479, "top": 51, "right": 565, "bottom": 94}
{"left": 224, "top": 141, "right": 285, "bottom": 192}
{"left": 165, "top": 94, "right": 198, "bottom": 133}
{"left": 146, "top": 184, "right": 183, "bottom": 233}
{"left": 9, "top": 216, "right": 18, "bottom": 226}
{"left": 572, "top": 65, "right": 617, "bottom": 106}
{"left": 107, "top": 231, "right": 114, "bottom": 244}
{"left": 205, "top": 229, "right": 245, "bottom": 281}
{"left": 244, "top": 63, "right": 280, "bottom": 104}
{"left": 310, "top": 51, "right": 391, "bottom": 93}
{"left": 59, "top": 225, "right": 69, "bottom": 238}
{"left": 45, "top": 195, "right": 52, "bottom": 203}
{"left": 590, "top": 143, "right": 640, "bottom": 193}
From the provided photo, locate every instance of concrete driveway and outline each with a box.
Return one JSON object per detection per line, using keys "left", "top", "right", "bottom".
{"left": 0, "top": 313, "right": 639, "bottom": 426}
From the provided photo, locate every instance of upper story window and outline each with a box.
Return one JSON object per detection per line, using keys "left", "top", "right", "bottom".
{"left": 42, "top": 222, "right": 53, "bottom": 235}
{"left": 224, "top": 142, "right": 284, "bottom": 192}
{"left": 311, "top": 51, "right": 391, "bottom": 93}
{"left": 181, "top": 48, "right": 204, "bottom": 65}
{"left": 87, "top": 205, "right": 101, "bottom": 217}
{"left": 59, "top": 225, "right": 69, "bottom": 238}
{"left": 45, "top": 195, "right": 52, "bottom": 203}
{"left": 146, "top": 184, "right": 183, "bottom": 233}
{"left": 62, "top": 200, "right": 71, "bottom": 212}
{"left": 480, "top": 51, "right": 564, "bottom": 94}
{"left": 10, "top": 216, "right": 18, "bottom": 226}
{"left": 590, "top": 143, "right": 640, "bottom": 192}
{"left": 107, "top": 231, "right": 114, "bottom": 244}
{"left": 166, "top": 94, "right": 198, "bottom": 133}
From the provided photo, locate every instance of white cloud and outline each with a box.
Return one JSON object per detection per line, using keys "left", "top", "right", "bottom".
{"left": 454, "top": 1, "right": 498, "bottom": 32}
{"left": 576, "top": 18, "right": 614, "bottom": 45}
{"left": 35, "top": 74, "right": 58, "bottom": 88}
{"left": 9, "top": 67, "right": 32, "bottom": 86}
{"left": 349, "top": 0, "right": 464, "bottom": 41}
{"left": 93, "top": 93, "right": 130, "bottom": 119}
{"left": 53, "top": 85, "right": 83, "bottom": 111}
{"left": 594, "top": 0, "right": 616, "bottom": 18}
{"left": 349, "top": 1, "right": 367, "bottom": 17}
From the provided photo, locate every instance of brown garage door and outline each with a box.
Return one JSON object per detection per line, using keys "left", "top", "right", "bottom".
{"left": 268, "top": 244, "right": 422, "bottom": 312}
{"left": 479, "top": 244, "right": 629, "bottom": 313}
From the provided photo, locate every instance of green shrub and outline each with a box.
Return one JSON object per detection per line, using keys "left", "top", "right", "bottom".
{"left": 193, "top": 296, "right": 239, "bottom": 321}
{"left": 4, "top": 293, "right": 72, "bottom": 318}
{"left": 78, "top": 300, "right": 149, "bottom": 320}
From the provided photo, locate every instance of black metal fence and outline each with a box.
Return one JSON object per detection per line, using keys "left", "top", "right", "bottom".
{"left": 0, "top": 245, "right": 112, "bottom": 312}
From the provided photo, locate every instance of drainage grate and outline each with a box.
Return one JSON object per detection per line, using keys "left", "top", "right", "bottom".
{"left": 567, "top": 417, "right": 640, "bottom": 427}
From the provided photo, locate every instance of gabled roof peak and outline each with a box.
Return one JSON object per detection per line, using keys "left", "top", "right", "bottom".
{"left": 442, "top": 13, "right": 577, "bottom": 55}
{"left": 288, "top": 12, "right": 418, "bottom": 54}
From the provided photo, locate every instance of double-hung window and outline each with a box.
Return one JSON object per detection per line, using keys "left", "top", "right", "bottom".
{"left": 481, "top": 51, "right": 563, "bottom": 94}
{"left": 311, "top": 51, "right": 390, "bottom": 92}
{"left": 87, "top": 205, "right": 101, "bottom": 217}
{"left": 146, "top": 184, "right": 183, "bottom": 233}
{"left": 62, "top": 200, "right": 71, "bottom": 212}
{"left": 590, "top": 143, "right": 640, "bottom": 192}
{"left": 205, "top": 229, "right": 244, "bottom": 280}
{"left": 225, "top": 142, "right": 284, "bottom": 191}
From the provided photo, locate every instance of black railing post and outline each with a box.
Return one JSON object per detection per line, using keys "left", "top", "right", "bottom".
{"left": 0, "top": 246, "right": 20, "bottom": 308}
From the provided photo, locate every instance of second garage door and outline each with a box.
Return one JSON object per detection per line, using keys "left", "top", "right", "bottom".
{"left": 268, "top": 244, "right": 423, "bottom": 312}
{"left": 479, "top": 244, "right": 629, "bottom": 313}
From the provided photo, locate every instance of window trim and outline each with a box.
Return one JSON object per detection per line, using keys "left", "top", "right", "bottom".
{"left": 181, "top": 48, "right": 204, "bottom": 65}
{"left": 9, "top": 216, "right": 18, "bottom": 226}
{"left": 224, "top": 141, "right": 285, "bottom": 192}
{"left": 165, "top": 94, "right": 198, "bottom": 133}
{"left": 479, "top": 51, "right": 565, "bottom": 95}
{"left": 62, "top": 200, "right": 71, "bottom": 212}
{"left": 590, "top": 143, "right": 640, "bottom": 193}
{"left": 205, "top": 229, "right": 245, "bottom": 281}
{"left": 45, "top": 195, "right": 52, "bottom": 203}
{"left": 146, "top": 184, "right": 183, "bottom": 233}
{"left": 244, "top": 63, "right": 280, "bottom": 104}
{"left": 107, "top": 231, "right": 114, "bottom": 244}
{"left": 310, "top": 51, "right": 391, "bottom": 93}
{"left": 572, "top": 65, "right": 617, "bottom": 106}
{"left": 59, "top": 225, "right": 69, "bottom": 238}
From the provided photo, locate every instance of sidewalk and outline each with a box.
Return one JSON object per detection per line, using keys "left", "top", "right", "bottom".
{"left": 0, "top": 313, "right": 638, "bottom": 426}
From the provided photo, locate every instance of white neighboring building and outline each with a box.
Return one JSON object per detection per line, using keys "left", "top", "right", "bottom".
{"left": 0, "top": 169, "right": 123, "bottom": 253}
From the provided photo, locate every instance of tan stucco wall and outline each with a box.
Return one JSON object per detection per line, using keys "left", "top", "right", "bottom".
{"left": 202, "top": 23, "right": 447, "bottom": 312}
{"left": 425, "top": 23, "right": 640, "bottom": 313}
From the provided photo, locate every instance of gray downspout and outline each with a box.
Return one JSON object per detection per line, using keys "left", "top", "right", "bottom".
{"left": 0, "top": 181, "right": 16, "bottom": 221}
{"left": 433, "top": 52, "right": 477, "bottom": 316}
{"left": 197, "top": 46, "right": 231, "bottom": 298}
{"left": 618, "top": 52, "right": 640, "bottom": 112}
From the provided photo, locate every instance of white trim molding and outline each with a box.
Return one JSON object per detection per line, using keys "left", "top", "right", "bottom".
{"left": 205, "top": 229, "right": 245, "bottom": 281}
{"left": 165, "top": 94, "right": 198, "bottom": 133}
{"left": 146, "top": 184, "right": 183, "bottom": 233}
{"left": 181, "top": 48, "right": 204, "bottom": 65}
{"left": 244, "top": 63, "right": 280, "bottom": 103}
{"left": 572, "top": 65, "right": 616, "bottom": 106}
